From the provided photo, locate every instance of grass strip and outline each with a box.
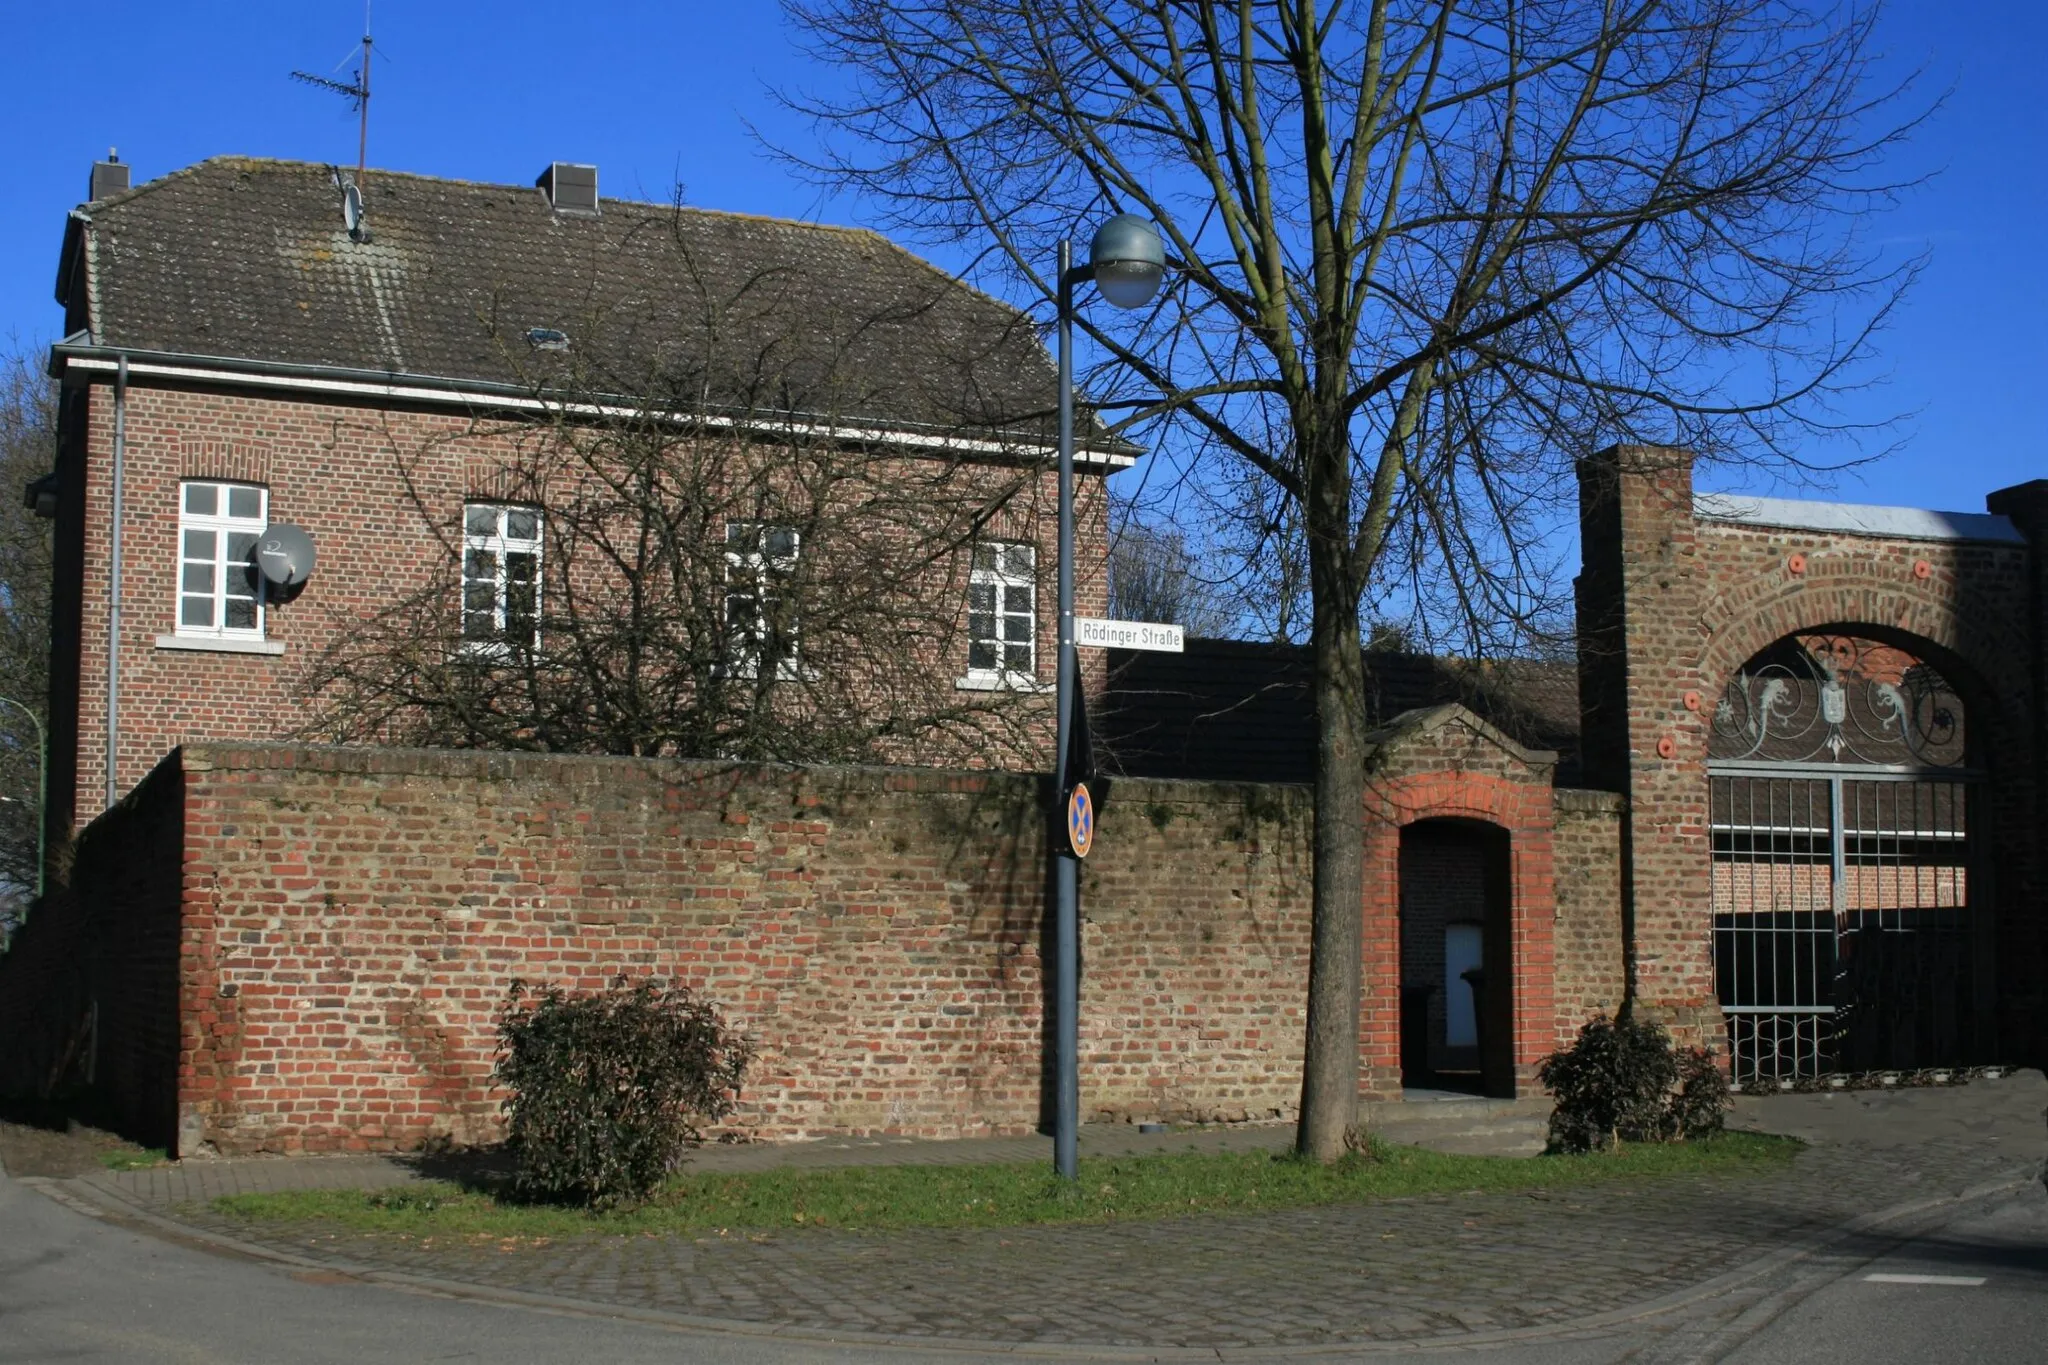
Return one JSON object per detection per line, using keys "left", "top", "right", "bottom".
{"left": 210, "top": 1131, "right": 1796, "bottom": 1239}
{"left": 98, "top": 1147, "right": 169, "bottom": 1171}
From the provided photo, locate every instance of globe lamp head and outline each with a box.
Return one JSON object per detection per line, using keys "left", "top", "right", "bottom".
{"left": 1088, "top": 214, "right": 1165, "bottom": 310}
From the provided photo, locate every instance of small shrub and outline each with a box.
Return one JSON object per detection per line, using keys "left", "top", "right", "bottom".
{"left": 1538, "top": 1014, "right": 1730, "bottom": 1153}
{"left": 493, "top": 976, "right": 753, "bottom": 1208}
{"left": 1669, "top": 1045, "right": 1732, "bottom": 1140}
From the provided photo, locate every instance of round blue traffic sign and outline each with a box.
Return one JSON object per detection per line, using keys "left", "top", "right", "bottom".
{"left": 1066, "top": 782, "right": 1095, "bottom": 859}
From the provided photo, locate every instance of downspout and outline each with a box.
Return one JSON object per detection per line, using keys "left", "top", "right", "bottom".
{"left": 105, "top": 355, "right": 126, "bottom": 810}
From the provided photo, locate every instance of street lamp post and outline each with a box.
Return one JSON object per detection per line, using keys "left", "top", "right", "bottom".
{"left": 0, "top": 695, "right": 46, "bottom": 899}
{"left": 1053, "top": 214, "right": 1165, "bottom": 1180}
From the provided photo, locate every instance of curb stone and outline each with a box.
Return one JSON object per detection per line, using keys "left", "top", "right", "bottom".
{"left": 30, "top": 1156, "right": 2041, "bottom": 1360}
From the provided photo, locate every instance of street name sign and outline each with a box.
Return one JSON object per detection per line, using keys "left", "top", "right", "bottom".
{"left": 1076, "top": 618, "right": 1185, "bottom": 652}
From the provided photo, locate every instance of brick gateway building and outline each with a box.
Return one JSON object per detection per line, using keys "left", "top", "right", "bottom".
{"left": 1105, "top": 446, "right": 2043, "bottom": 1098}
{"left": 1577, "top": 449, "right": 2040, "bottom": 1085}
{"left": 2, "top": 158, "right": 2042, "bottom": 1154}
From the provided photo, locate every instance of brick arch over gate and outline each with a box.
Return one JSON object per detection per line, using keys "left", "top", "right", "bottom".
{"left": 1576, "top": 447, "right": 2048, "bottom": 1063}
{"left": 1355, "top": 705, "right": 1559, "bottom": 1098}
{"left": 1700, "top": 586, "right": 2023, "bottom": 737}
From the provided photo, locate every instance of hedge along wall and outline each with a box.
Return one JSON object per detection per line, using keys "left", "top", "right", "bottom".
{"left": 2, "top": 742, "right": 1627, "bottom": 1156}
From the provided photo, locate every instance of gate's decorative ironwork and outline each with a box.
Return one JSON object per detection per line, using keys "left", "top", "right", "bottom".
{"left": 1708, "top": 636, "right": 1985, "bottom": 1084}
{"left": 1711, "top": 634, "right": 1965, "bottom": 767}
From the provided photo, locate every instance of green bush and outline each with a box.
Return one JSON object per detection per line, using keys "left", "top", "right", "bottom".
{"left": 1538, "top": 1014, "right": 1731, "bottom": 1153}
{"left": 493, "top": 976, "right": 753, "bottom": 1208}
{"left": 1668, "top": 1042, "right": 1732, "bottom": 1139}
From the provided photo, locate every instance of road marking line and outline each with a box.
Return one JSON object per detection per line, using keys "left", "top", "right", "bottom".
{"left": 1863, "top": 1273, "right": 1986, "bottom": 1286}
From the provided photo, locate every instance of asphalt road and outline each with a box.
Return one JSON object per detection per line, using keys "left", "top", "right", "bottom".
{"left": 1716, "top": 1183, "right": 2048, "bottom": 1365}
{"left": 0, "top": 1156, "right": 1639, "bottom": 1365}
{"left": 0, "top": 1163, "right": 1013, "bottom": 1365}
{"left": 3, "top": 1157, "right": 2042, "bottom": 1365}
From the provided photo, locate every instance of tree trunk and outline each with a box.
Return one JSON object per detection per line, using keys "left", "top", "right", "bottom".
{"left": 1295, "top": 436, "right": 1370, "bottom": 1162}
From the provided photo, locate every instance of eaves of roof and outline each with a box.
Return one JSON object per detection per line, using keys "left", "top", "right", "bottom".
{"left": 47, "top": 338, "right": 1141, "bottom": 470}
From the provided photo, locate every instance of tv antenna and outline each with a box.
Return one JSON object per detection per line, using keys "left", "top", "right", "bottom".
{"left": 292, "top": 13, "right": 375, "bottom": 180}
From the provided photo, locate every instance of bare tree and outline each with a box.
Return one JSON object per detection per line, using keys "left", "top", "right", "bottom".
{"left": 298, "top": 219, "right": 1065, "bottom": 768}
{"left": 1109, "top": 516, "right": 1238, "bottom": 636}
{"left": 0, "top": 349, "right": 53, "bottom": 928}
{"left": 781, "top": 0, "right": 1916, "bottom": 1158}
{"left": 300, "top": 397, "right": 1051, "bottom": 766}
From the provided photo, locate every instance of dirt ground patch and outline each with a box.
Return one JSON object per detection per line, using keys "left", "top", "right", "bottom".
{"left": 0, "top": 1100, "right": 160, "bottom": 1178}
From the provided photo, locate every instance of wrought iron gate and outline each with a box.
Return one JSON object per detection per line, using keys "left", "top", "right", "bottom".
{"left": 1707, "top": 635, "right": 1988, "bottom": 1084}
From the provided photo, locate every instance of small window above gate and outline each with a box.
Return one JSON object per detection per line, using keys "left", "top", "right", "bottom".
{"left": 1709, "top": 634, "right": 1965, "bottom": 769}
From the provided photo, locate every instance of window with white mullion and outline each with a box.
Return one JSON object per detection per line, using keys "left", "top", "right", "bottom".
{"left": 177, "top": 481, "right": 267, "bottom": 638}
{"left": 724, "top": 522, "right": 801, "bottom": 675}
{"left": 968, "top": 542, "right": 1036, "bottom": 679}
{"left": 462, "top": 504, "right": 542, "bottom": 648}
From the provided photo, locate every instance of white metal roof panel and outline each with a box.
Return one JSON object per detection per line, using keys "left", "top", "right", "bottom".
{"left": 1693, "top": 493, "right": 2024, "bottom": 545}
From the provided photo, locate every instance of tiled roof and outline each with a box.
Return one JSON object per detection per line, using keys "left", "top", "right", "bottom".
{"left": 1099, "top": 639, "right": 1583, "bottom": 785}
{"left": 61, "top": 158, "right": 1092, "bottom": 445}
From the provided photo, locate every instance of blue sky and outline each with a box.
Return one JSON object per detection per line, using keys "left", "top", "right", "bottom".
{"left": 4, "top": 2, "right": 2041, "bottom": 513}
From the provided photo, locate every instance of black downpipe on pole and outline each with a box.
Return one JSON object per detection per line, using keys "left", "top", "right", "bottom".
{"left": 106, "top": 354, "right": 127, "bottom": 811}
{"left": 1054, "top": 239, "right": 1080, "bottom": 1182}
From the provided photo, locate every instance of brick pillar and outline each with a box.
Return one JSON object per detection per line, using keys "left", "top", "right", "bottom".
{"left": 1359, "top": 818, "right": 1403, "bottom": 1099}
{"left": 1507, "top": 820, "right": 1558, "bottom": 1089}
{"left": 1982, "top": 480, "right": 2048, "bottom": 1066}
{"left": 1574, "top": 446, "right": 1718, "bottom": 1041}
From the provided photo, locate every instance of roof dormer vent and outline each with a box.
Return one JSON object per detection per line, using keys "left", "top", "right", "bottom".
{"left": 537, "top": 162, "right": 599, "bottom": 216}
{"left": 89, "top": 150, "right": 130, "bottom": 202}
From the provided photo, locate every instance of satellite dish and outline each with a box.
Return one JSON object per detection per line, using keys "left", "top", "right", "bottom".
{"left": 343, "top": 181, "right": 368, "bottom": 241}
{"left": 255, "top": 523, "right": 317, "bottom": 590}
{"left": 333, "top": 170, "right": 370, "bottom": 243}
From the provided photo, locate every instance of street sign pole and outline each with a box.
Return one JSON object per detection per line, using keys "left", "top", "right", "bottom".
{"left": 1048, "top": 217, "right": 1162, "bottom": 1183}
{"left": 1053, "top": 238, "right": 1081, "bottom": 1182}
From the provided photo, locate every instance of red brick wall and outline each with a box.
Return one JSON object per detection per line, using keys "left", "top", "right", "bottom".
{"left": 63, "top": 382, "right": 1111, "bottom": 830}
{"left": 0, "top": 751, "right": 186, "bottom": 1145}
{"left": 157, "top": 744, "right": 1323, "bottom": 1154}
{"left": 1551, "top": 787, "right": 1627, "bottom": 1042}
{"left": 6, "top": 733, "right": 1622, "bottom": 1155}
{"left": 1076, "top": 782, "right": 1313, "bottom": 1124}
{"left": 1575, "top": 447, "right": 1716, "bottom": 1038}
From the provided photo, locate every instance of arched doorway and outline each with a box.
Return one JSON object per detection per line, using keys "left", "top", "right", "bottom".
{"left": 1398, "top": 819, "right": 1514, "bottom": 1097}
{"left": 1708, "top": 632, "right": 1988, "bottom": 1083}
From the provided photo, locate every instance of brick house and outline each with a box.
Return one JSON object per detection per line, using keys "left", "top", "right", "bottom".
{"left": 40, "top": 155, "right": 1120, "bottom": 841}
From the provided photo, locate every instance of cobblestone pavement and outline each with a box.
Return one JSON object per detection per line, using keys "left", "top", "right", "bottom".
{"left": 53, "top": 1076, "right": 2047, "bottom": 1355}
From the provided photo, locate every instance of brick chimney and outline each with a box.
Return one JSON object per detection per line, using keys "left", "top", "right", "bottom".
{"left": 89, "top": 152, "right": 130, "bottom": 202}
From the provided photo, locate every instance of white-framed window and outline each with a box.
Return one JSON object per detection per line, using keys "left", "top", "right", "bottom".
{"left": 967, "top": 541, "right": 1037, "bottom": 681}
{"left": 177, "top": 481, "right": 267, "bottom": 638}
{"left": 724, "top": 522, "right": 800, "bottom": 676}
{"left": 462, "top": 503, "right": 542, "bottom": 648}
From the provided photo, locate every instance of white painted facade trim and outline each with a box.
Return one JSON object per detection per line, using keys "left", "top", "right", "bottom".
{"left": 56, "top": 354, "right": 1138, "bottom": 471}
{"left": 154, "top": 634, "right": 287, "bottom": 656}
